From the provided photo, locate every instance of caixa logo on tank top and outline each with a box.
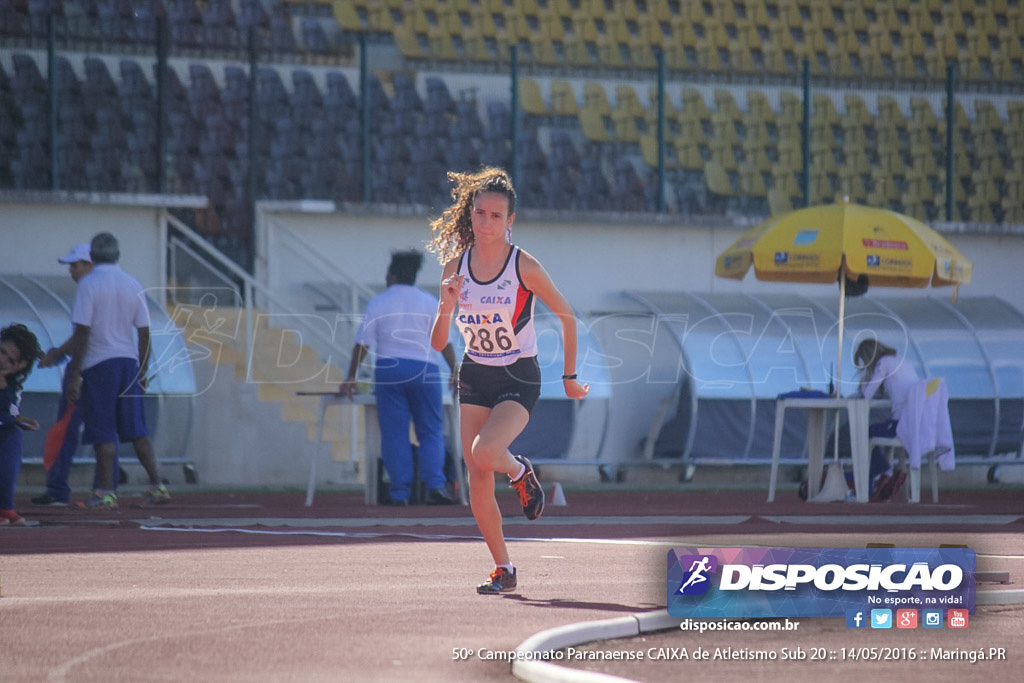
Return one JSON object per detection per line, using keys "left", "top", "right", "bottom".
{"left": 457, "top": 308, "right": 520, "bottom": 359}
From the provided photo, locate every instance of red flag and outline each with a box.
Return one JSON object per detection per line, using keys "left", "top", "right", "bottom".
{"left": 43, "top": 401, "right": 75, "bottom": 471}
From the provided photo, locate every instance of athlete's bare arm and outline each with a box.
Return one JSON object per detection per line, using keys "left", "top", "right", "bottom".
{"left": 431, "top": 259, "right": 463, "bottom": 352}
{"left": 518, "top": 251, "right": 589, "bottom": 400}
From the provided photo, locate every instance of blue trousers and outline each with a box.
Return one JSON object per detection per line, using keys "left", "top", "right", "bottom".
{"left": 0, "top": 425, "right": 22, "bottom": 509}
{"left": 374, "top": 358, "right": 447, "bottom": 502}
{"left": 869, "top": 418, "right": 899, "bottom": 482}
{"left": 45, "top": 394, "right": 118, "bottom": 502}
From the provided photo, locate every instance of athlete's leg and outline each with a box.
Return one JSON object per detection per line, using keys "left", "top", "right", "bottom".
{"left": 462, "top": 402, "right": 530, "bottom": 566}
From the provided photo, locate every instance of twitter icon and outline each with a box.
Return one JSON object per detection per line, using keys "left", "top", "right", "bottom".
{"left": 871, "top": 609, "right": 892, "bottom": 629}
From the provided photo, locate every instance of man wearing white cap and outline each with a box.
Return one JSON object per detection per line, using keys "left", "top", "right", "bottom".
{"left": 34, "top": 243, "right": 118, "bottom": 505}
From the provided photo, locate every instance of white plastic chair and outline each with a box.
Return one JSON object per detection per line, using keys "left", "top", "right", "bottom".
{"left": 867, "top": 435, "right": 940, "bottom": 503}
{"left": 869, "top": 377, "right": 952, "bottom": 504}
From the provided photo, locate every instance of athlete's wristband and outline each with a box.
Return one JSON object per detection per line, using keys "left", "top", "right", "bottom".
{"left": 561, "top": 374, "right": 577, "bottom": 380}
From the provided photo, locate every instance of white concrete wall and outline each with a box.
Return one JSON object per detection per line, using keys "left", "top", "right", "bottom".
{"left": 260, "top": 209, "right": 1024, "bottom": 317}
{"left": 1, "top": 201, "right": 166, "bottom": 289}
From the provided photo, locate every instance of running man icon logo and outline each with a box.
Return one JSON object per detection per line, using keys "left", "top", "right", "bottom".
{"left": 676, "top": 555, "right": 718, "bottom": 596}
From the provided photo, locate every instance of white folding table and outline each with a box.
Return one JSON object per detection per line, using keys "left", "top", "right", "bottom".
{"left": 767, "top": 396, "right": 879, "bottom": 503}
{"left": 299, "top": 391, "right": 466, "bottom": 508}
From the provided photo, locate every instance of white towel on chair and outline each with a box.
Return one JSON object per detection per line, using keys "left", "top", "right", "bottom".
{"left": 895, "top": 377, "right": 955, "bottom": 470}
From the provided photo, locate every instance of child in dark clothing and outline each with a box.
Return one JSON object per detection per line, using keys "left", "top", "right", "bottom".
{"left": 1, "top": 323, "right": 42, "bottom": 526}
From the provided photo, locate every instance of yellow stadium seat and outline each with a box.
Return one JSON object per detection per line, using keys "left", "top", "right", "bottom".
{"left": 705, "top": 160, "right": 734, "bottom": 196}
{"left": 779, "top": 91, "right": 802, "bottom": 123}
{"left": 777, "top": 138, "right": 802, "bottom": 170}
{"left": 1008, "top": 102, "right": 1024, "bottom": 132}
{"left": 393, "top": 26, "right": 424, "bottom": 59}
{"left": 331, "top": 0, "right": 362, "bottom": 31}
{"left": 678, "top": 117, "right": 708, "bottom": 147}
{"left": 736, "top": 18, "right": 763, "bottom": 50}
{"left": 681, "top": 88, "right": 712, "bottom": 123}
{"left": 695, "top": 45, "right": 725, "bottom": 72}
{"left": 713, "top": 89, "right": 741, "bottom": 119}
{"left": 710, "top": 139, "right": 739, "bottom": 171}
{"left": 596, "top": 34, "right": 627, "bottom": 68}
{"left": 910, "top": 97, "right": 939, "bottom": 130}
{"left": 973, "top": 100, "right": 1002, "bottom": 132}
{"left": 529, "top": 34, "right": 560, "bottom": 65}
{"left": 548, "top": 0, "right": 573, "bottom": 18}
{"left": 958, "top": 55, "right": 986, "bottom": 81}
{"left": 611, "top": 110, "right": 640, "bottom": 143}
{"left": 877, "top": 96, "right": 907, "bottom": 129}
{"left": 464, "top": 35, "right": 494, "bottom": 62}
{"left": 648, "top": 86, "right": 681, "bottom": 122}
{"left": 939, "top": 5, "right": 967, "bottom": 34}
{"left": 740, "top": 165, "right": 768, "bottom": 198}
{"left": 842, "top": 124, "right": 869, "bottom": 154}
{"left": 746, "top": 90, "right": 776, "bottom": 124}
{"left": 436, "top": 31, "right": 463, "bottom": 61}
{"left": 843, "top": 94, "right": 871, "bottom": 126}
{"left": 747, "top": 1, "right": 770, "bottom": 28}
{"left": 810, "top": 170, "right": 837, "bottom": 205}
{"left": 637, "top": 14, "right": 662, "bottom": 47}
{"left": 640, "top": 134, "right": 676, "bottom": 169}
{"left": 519, "top": 78, "right": 549, "bottom": 116}
{"left": 583, "top": 82, "right": 612, "bottom": 116}
{"left": 538, "top": 10, "right": 564, "bottom": 40}
{"left": 954, "top": 101, "right": 971, "bottom": 131}
{"left": 770, "top": 168, "right": 802, "bottom": 201}
{"left": 615, "top": 85, "right": 644, "bottom": 116}
{"left": 470, "top": 7, "right": 498, "bottom": 38}
{"left": 908, "top": 4, "right": 934, "bottom": 32}
{"left": 675, "top": 140, "right": 705, "bottom": 171}
{"left": 367, "top": 3, "right": 395, "bottom": 31}
{"left": 759, "top": 44, "right": 790, "bottom": 75}
{"left": 563, "top": 35, "right": 598, "bottom": 67}
{"left": 712, "top": 117, "right": 740, "bottom": 144}
{"left": 629, "top": 38, "right": 658, "bottom": 69}
{"left": 976, "top": 153, "right": 1004, "bottom": 178}
{"left": 579, "top": 107, "right": 610, "bottom": 143}
{"left": 742, "top": 140, "right": 773, "bottom": 172}
{"left": 812, "top": 144, "right": 839, "bottom": 175}
{"left": 838, "top": 167, "right": 869, "bottom": 203}
{"left": 769, "top": 24, "right": 795, "bottom": 52}
{"left": 810, "top": 1, "right": 835, "bottom": 31}
{"left": 812, "top": 93, "right": 840, "bottom": 125}
{"left": 551, "top": 80, "right": 579, "bottom": 116}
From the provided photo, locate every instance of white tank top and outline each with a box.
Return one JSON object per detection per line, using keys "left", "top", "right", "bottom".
{"left": 456, "top": 245, "right": 537, "bottom": 366}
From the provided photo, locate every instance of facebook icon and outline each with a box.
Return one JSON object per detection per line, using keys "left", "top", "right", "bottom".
{"left": 845, "top": 609, "right": 867, "bottom": 629}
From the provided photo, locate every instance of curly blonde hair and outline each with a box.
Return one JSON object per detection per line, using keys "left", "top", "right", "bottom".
{"left": 426, "top": 167, "right": 517, "bottom": 264}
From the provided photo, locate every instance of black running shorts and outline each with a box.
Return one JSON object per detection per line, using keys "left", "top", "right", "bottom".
{"left": 457, "top": 355, "right": 541, "bottom": 414}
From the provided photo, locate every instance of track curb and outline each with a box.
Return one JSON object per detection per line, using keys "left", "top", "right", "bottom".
{"left": 512, "top": 589, "right": 1024, "bottom": 682}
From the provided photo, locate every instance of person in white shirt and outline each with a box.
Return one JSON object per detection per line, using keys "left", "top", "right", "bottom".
{"left": 65, "top": 233, "right": 169, "bottom": 509}
{"left": 854, "top": 338, "right": 920, "bottom": 501}
{"left": 340, "top": 250, "right": 457, "bottom": 506}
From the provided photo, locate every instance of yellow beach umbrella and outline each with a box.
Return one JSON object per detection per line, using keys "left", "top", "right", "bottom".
{"left": 716, "top": 200, "right": 972, "bottom": 288}
{"left": 715, "top": 200, "right": 972, "bottom": 497}
{"left": 717, "top": 199, "right": 971, "bottom": 392}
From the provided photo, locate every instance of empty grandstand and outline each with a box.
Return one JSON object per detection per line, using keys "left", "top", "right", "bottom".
{"left": 1, "top": 0, "right": 1022, "bottom": 268}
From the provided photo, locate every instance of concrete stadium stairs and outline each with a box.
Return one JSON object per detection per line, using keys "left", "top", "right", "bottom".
{"left": 171, "top": 304, "right": 363, "bottom": 481}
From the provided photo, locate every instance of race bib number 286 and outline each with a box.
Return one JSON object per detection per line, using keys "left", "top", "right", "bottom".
{"left": 458, "top": 309, "right": 520, "bottom": 359}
